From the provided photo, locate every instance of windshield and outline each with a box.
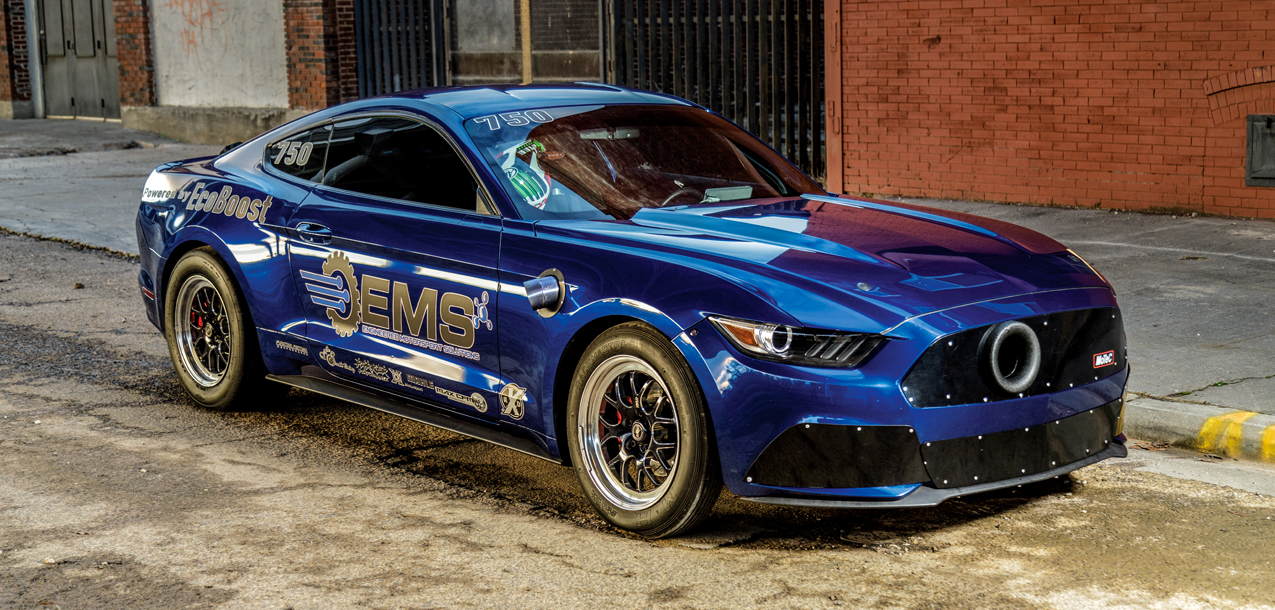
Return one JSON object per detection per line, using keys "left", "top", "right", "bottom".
{"left": 464, "top": 104, "right": 824, "bottom": 220}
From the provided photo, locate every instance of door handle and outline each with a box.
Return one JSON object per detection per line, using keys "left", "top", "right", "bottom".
{"left": 295, "top": 222, "right": 332, "bottom": 244}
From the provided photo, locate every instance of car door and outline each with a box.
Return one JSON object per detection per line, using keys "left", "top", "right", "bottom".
{"left": 285, "top": 114, "right": 507, "bottom": 420}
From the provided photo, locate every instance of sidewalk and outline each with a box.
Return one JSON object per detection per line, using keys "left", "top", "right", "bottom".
{"left": 0, "top": 119, "right": 220, "bottom": 253}
{"left": 0, "top": 119, "right": 1271, "bottom": 461}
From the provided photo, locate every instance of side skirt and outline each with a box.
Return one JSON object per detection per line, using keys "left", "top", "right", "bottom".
{"left": 266, "top": 373, "right": 562, "bottom": 464}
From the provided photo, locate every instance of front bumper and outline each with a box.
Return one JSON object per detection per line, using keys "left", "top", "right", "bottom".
{"left": 684, "top": 287, "right": 1127, "bottom": 501}
{"left": 742, "top": 439, "right": 1126, "bottom": 509}
{"left": 741, "top": 398, "right": 1125, "bottom": 506}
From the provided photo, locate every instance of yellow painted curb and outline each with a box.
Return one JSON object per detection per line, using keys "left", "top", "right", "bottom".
{"left": 1197, "top": 411, "right": 1258, "bottom": 456}
{"left": 1263, "top": 425, "right": 1275, "bottom": 463}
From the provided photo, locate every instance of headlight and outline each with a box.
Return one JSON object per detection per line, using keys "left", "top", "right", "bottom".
{"left": 1065, "top": 248, "right": 1111, "bottom": 286}
{"left": 708, "top": 316, "right": 885, "bottom": 368}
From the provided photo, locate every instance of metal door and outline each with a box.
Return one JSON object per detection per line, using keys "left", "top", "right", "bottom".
{"left": 607, "top": 0, "right": 825, "bottom": 182}
{"left": 40, "top": 0, "right": 120, "bottom": 119}
{"left": 354, "top": 0, "right": 603, "bottom": 94}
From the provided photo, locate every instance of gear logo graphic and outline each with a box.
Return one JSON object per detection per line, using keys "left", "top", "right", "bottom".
{"left": 300, "top": 251, "right": 360, "bottom": 338}
{"left": 322, "top": 252, "right": 360, "bottom": 337}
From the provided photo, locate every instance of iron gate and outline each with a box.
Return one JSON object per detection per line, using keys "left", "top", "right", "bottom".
{"left": 353, "top": 0, "right": 444, "bottom": 98}
{"left": 606, "top": 0, "right": 824, "bottom": 180}
{"left": 353, "top": 0, "right": 824, "bottom": 179}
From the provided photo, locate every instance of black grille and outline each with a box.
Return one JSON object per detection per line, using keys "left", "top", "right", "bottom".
{"left": 900, "top": 308, "right": 1125, "bottom": 409}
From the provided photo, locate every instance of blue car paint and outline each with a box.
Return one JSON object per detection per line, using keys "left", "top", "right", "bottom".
{"left": 135, "top": 84, "right": 1127, "bottom": 503}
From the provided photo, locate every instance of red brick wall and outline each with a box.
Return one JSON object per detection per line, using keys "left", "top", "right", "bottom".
{"left": 114, "top": 0, "right": 156, "bottom": 107}
{"left": 285, "top": 0, "right": 356, "bottom": 111}
{"left": 0, "top": 0, "right": 31, "bottom": 103}
{"left": 834, "top": 0, "right": 1275, "bottom": 218}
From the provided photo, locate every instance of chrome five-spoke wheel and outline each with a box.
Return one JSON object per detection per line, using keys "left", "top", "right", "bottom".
{"left": 175, "top": 276, "right": 232, "bottom": 387}
{"left": 580, "top": 355, "right": 680, "bottom": 510}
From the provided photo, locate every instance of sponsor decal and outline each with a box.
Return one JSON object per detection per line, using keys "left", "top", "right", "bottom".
{"left": 543, "top": 151, "right": 565, "bottom": 160}
{"left": 515, "top": 139, "right": 546, "bottom": 156}
{"left": 319, "top": 346, "right": 354, "bottom": 374}
{"left": 175, "top": 182, "right": 274, "bottom": 223}
{"left": 435, "top": 387, "right": 489, "bottom": 413}
{"left": 321, "top": 345, "right": 437, "bottom": 393}
{"left": 406, "top": 373, "right": 434, "bottom": 389}
{"left": 300, "top": 251, "right": 490, "bottom": 361}
{"left": 1093, "top": 350, "right": 1116, "bottom": 368}
{"left": 274, "top": 340, "right": 309, "bottom": 357}
{"left": 498, "top": 383, "right": 527, "bottom": 420}
{"left": 499, "top": 140, "right": 551, "bottom": 209}
{"left": 142, "top": 187, "right": 179, "bottom": 201}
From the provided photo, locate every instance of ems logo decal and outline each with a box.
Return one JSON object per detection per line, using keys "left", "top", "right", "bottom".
{"left": 1093, "top": 350, "right": 1116, "bottom": 368}
{"left": 300, "top": 251, "right": 492, "bottom": 361}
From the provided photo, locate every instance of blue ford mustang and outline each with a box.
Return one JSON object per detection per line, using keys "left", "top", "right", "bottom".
{"left": 135, "top": 84, "right": 1127, "bottom": 537}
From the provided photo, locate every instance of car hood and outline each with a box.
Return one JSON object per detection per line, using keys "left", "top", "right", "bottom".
{"left": 540, "top": 195, "right": 1109, "bottom": 333}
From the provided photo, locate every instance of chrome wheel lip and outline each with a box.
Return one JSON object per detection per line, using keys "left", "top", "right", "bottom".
{"left": 580, "top": 355, "right": 680, "bottom": 511}
{"left": 174, "top": 276, "right": 230, "bottom": 388}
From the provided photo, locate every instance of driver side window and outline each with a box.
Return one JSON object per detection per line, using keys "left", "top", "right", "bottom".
{"left": 323, "top": 116, "right": 484, "bottom": 213}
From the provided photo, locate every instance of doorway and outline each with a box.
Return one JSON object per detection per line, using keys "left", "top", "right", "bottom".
{"left": 40, "top": 0, "right": 120, "bottom": 119}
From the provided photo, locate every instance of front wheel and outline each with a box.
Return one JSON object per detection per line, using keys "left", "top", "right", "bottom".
{"left": 163, "top": 248, "right": 274, "bottom": 410}
{"left": 567, "top": 323, "right": 722, "bottom": 538}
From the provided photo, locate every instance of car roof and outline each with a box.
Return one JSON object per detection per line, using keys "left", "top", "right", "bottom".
{"left": 376, "top": 83, "right": 692, "bottom": 120}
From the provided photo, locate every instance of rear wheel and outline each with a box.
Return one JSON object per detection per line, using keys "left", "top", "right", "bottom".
{"left": 164, "top": 248, "right": 274, "bottom": 410}
{"left": 567, "top": 322, "right": 721, "bottom": 538}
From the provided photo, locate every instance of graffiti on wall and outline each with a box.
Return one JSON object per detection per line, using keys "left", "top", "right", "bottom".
{"left": 164, "top": 0, "right": 228, "bottom": 69}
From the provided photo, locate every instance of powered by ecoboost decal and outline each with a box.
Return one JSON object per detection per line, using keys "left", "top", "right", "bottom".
{"left": 301, "top": 251, "right": 491, "bottom": 361}
{"left": 178, "top": 182, "right": 275, "bottom": 223}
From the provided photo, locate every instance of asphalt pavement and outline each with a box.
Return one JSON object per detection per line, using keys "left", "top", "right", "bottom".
{"left": 0, "top": 118, "right": 1271, "bottom": 461}
{"left": 3, "top": 228, "right": 1275, "bottom": 608}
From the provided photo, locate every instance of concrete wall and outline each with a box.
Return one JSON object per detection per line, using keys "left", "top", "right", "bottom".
{"left": 151, "top": 0, "right": 288, "bottom": 108}
{"left": 831, "top": 0, "right": 1275, "bottom": 218}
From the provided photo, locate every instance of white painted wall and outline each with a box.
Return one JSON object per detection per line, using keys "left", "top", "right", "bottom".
{"left": 151, "top": 0, "right": 288, "bottom": 108}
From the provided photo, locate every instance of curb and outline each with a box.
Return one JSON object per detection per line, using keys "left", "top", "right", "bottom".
{"left": 1124, "top": 396, "right": 1275, "bottom": 462}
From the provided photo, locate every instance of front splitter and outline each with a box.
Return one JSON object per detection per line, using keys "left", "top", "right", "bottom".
{"left": 737, "top": 441, "right": 1127, "bottom": 509}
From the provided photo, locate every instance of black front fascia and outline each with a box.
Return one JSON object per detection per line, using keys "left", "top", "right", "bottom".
{"left": 744, "top": 399, "right": 1123, "bottom": 491}
{"left": 901, "top": 307, "right": 1125, "bottom": 408}
{"left": 921, "top": 399, "right": 1122, "bottom": 489}
{"left": 745, "top": 425, "right": 929, "bottom": 489}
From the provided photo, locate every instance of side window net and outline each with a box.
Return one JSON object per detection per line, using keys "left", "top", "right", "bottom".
{"left": 267, "top": 125, "right": 331, "bottom": 183}
{"left": 324, "top": 117, "right": 480, "bottom": 212}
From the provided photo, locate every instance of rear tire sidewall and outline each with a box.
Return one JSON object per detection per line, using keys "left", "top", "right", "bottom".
{"left": 163, "top": 249, "right": 257, "bottom": 410}
{"left": 567, "top": 323, "right": 720, "bottom": 537}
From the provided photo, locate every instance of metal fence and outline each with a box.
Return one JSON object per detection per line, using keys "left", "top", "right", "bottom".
{"left": 352, "top": 0, "right": 825, "bottom": 179}
{"left": 606, "top": 0, "right": 824, "bottom": 180}
{"left": 353, "top": 0, "right": 444, "bottom": 98}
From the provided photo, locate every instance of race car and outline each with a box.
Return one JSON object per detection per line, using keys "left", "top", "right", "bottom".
{"left": 135, "top": 83, "right": 1128, "bottom": 538}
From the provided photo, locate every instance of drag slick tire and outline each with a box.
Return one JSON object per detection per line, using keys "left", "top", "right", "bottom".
{"left": 567, "top": 322, "right": 722, "bottom": 538}
{"left": 163, "top": 248, "right": 272, "bottom": 410}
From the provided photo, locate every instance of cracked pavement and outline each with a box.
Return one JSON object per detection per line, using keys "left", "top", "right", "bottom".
{"left": 3, "top": 183, "right": 1275, "bottom": 608}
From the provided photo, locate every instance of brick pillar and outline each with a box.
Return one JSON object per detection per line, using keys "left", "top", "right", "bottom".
{"left": 285, "top": 0, "right": 356, "bottom": 111}
{"left": 114, "top": 0, "right": 156, "bottom": 107}
{"left": 0, "top": 0, "right": 32, "bottom": 106}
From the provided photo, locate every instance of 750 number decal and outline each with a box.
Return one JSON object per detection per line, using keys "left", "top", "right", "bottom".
{"left": 472, "top": 110, "right": 554, "bottom": 130}
{"left": 272, "top": 141, "right": 314, "bottom": 167}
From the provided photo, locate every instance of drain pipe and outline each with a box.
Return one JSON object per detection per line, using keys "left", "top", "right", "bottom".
{"left": 519, "top": 0, "right": 532, "bottom": 84}
{"left": 22, "top": 0, "right": 45, "bottom": 118}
